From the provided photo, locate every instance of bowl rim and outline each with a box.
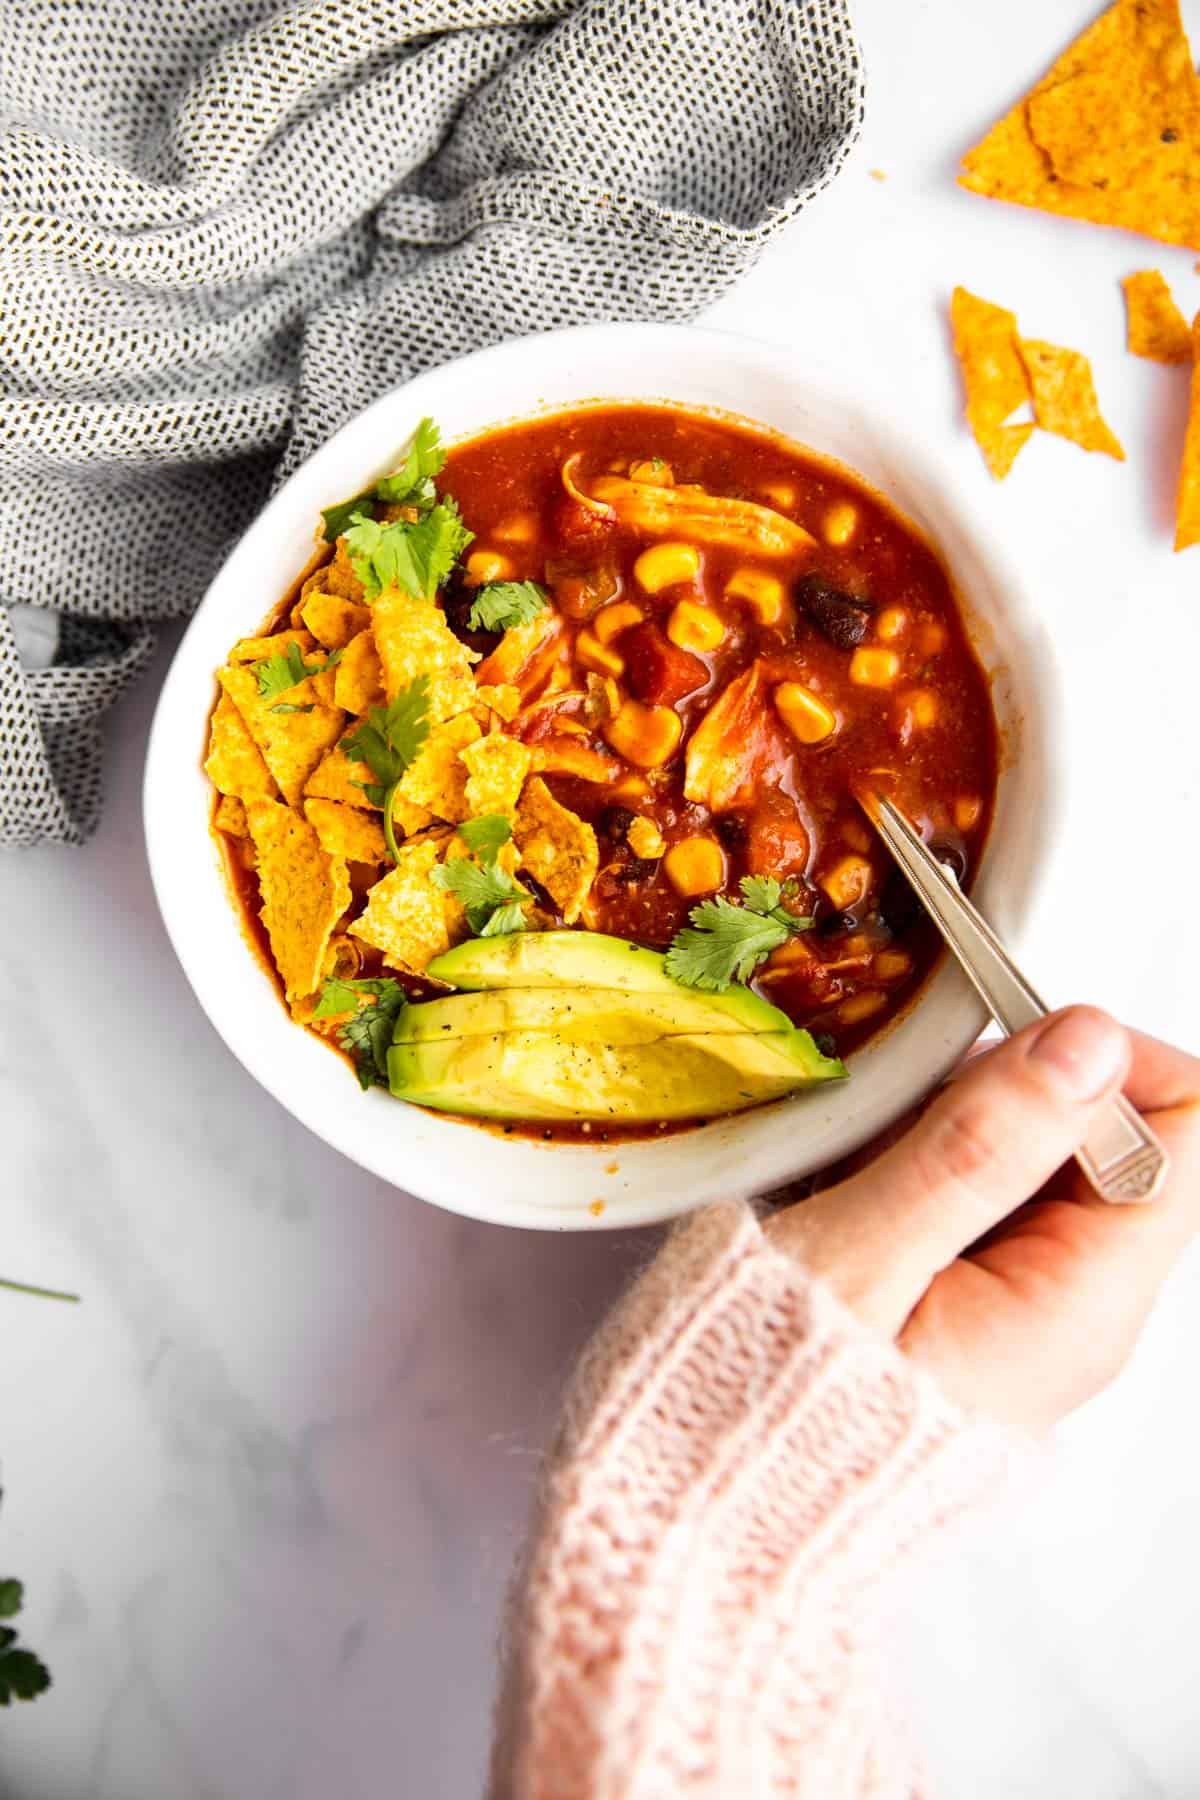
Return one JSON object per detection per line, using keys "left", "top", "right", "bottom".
{"left": 143, "top": 320, "right": 1065, "bottom": 1230}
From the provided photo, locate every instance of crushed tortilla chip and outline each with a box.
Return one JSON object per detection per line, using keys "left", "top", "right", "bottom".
{"left": 473, "top": 682, "right": 522, "bottom": 723}
{"left": 205, "top": 691, "right": 278, "bottom": 802}
{"left": 304, "top": 743, "right": 378, "bottom": 809}
{"left": 1175, "top": 315, "right": 1200, "bottom": 547}
{"left": 229, "top": 628, "right": 315, "bottom": 665}
{"left": 460, "top": 732, "right": 533, "bottom": 819}
{"left": 350, "top": 837, "right": 465, "bottom": 973}
{"left": 303, "top": 798, "right": 388, "bottom": 864}
{"left": 333, "top": 629, "right": 385, "bottom": 714}
{"left": 244, "top": 798, "right": 351, "bottom": 1002}
{"left": 1017, "top": 339, "right": 1126, "bottom": 458}
{"left": 960, "top": 0, "right": 1200, "bottom": 251}
{"left": 300, "top": 589, "right": 372, "bottom": 650}
{"left": 218, "top": 664, "right": 345, "bottom": 808}
{"left": 394, "top": 711, "right": 481, "bottom": 823}
{"left": 475, "top": 611, "right": 565, "bottom": 696}
{"left": 372, "top": 589, "right": 478, "bottom": 722}
{"left": 213, "top": 794, "right": 249, "bottom": 837}
{"left": 949, "top": 287, "right": 1034, "bottom": 479}
{"left": 313, "top": 538, "right": 367, "bottom": 602}
{"left": 514, "top": 775, "right": 598, "bottom": 924}
{"left": 309, "top": 667, "right": 340, "bottom": 708}
{"left": 1123, "top": 269, "right": 1192, "bottom": 361}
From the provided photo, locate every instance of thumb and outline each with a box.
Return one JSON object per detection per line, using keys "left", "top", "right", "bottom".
{"left": 769, "top": 1007, "right": 1132, "bottom": 1333}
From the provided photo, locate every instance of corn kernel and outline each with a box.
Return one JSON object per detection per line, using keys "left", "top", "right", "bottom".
{"left": 822, "top": 501, "right": 858, "bottom": 547}
{"left": 593, "top": 600, "right": 644, "bottom": 644}
{"left": 899, "top": 688, "right": 938, "bottom": 729}
{"left": 874, "top": 949, "right": 913, "bottom": 981}
{"left": 840, "top": 818, "right": 872, "bottom": 854}
{"left": 954, "top": 795, "right": 982, "bottom": 833}
{"left": 664, "top": 836, "right": 726, "bottom": 898}
{"left": 601, "top": 675, "right": 623, "bottom": 716}
{"left": 576, "top": 630, "right": 625, "bottom": 678}
{"left": 610, "top": 773, "right": 649, "bottom": 802}
{"left": 917, "top": 619, "right": 948, "bottom": 657}
{"left": 760, "top": 481, "right": 796, "bottom": 510}
{"left": 758, "top": 937, "right": 817, "bottom": 983}
{"left": 491, "top": 512, "right": 538, "bottom": 544}
{"left": 775, "top": 680, "right": 837, "bottom": 746}
{"left": 668, "top": 599, "right": 724, "bottom": 653}
{"left": 627, "top": 815, "right": 666, "bottom": 859}
{"left": 603, "top": 698, "right": 684, "bottom": 768}
{"left": 725, "top": 567, "right": 786, "bottom": 625}
{"left": 849, "top": 647, "right": 900, "bottom": 688}
{"left": 633, "top": 542, "right": 701, "bottom": 593}
{"left": 464, "top": 549, "right": 515, "bottom": 587}
{"left": 819, "top": 854, "right": 873, "bottom": 911}
{"left": 838, "top": 989, "right": 887, "bottom": 1025}
{"left": 628, "top": 458, "right": 674, "bottom": 487}
{"left": 876, "top": 606, "right": 909, "bottom": 643}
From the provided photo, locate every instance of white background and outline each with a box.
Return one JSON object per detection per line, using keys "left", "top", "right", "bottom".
{"left": 3, "top": 3, "right": 1200, "bottom": 1795}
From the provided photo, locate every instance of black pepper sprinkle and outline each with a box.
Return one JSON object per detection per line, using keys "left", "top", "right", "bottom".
{"left": 1163, "top": 127, "right": 1179, "bottom": 143}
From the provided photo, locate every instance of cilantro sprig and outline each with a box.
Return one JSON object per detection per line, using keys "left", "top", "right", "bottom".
{"left": 0, "top": 1580, "right": 50, "bottom": 1707}
{"left": 340, "top": 677, "right": 432, "bottom": 862}
{"left": 665, "top": 876, "right": 814, "bottom": 992}
{"left": 321, "top": 417, "right": 447, "bottom": 542}
{"left": 431, "top": 815, "right": 532, "bottom": 936}
{"left": 467, "top": 581, "right": 547, "bottom": 633}
{"left": 342, "top": 499, "right": 473, "bottom": 604}
{"left": 252, "top": 641, "right": 342, "bottom": 702}
{"left": 314, "top": 977, "right": 408, "bottom": 1090}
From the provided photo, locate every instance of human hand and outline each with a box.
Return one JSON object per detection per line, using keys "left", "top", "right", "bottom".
{"left": 767, "top": 1008, "right": 1200, "bottom": 1432}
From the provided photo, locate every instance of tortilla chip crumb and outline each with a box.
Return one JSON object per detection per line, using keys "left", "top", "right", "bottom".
{"left": 351, "top": 838, "right": 466, "bottom": 973}
{"left": 394, "top": 711, "right": 481, "bottom": 823}
{"left": 461, "top": 732, "right": 533, "bottom": 819}
{"left": 1017, "top": 339, "right": 1126, "bottom": 459}
{"left": 372, "top": 589, "right": 478, "bottom": 723}
{"left": 473, "top": 682, "right": 522, "bottom": 723}
{"left": 304, "top": 743, "right": 378, "bottom": 809}
{"left": 228, "top": 629, "right": 315, "bottom": 666}
{"left": 244, "top": 798, "right": 351, "bottom": 1001}
{"left": 333, "top": 629, "right": 385, "bottom": 715}
{"left": 217, "top": 664, "right": 345, "bottom": 808}
{"left": 1123, "top": 269, "right": 1193, "bottom": 362}
{"left": 303, "top": 798, "right": 387, "bottom": 865}
{"left": 300, "top": 590, "right": 373, "bottom": 649}
{"left": 205, "top": 692, "right": 278, "bottom": 803}
{"left": 514, "top": 775, "right": 599, "bottom": 924}
{"left": 1175, "top": 315, "right": 1200, "bottom": 547}
{"left": 869, "top": 168, "right": 886, "bottom": 182}
{"left": 213, "top": 794, "right": 249, "bottom": 837}
{"left": 950, "top": 286, "right": 1034, "bottom": 479}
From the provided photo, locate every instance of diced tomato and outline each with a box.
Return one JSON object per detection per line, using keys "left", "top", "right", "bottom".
{"left": 550, "top": 497, "right": 616, "bottom": 557}
{"left": 746, "top": 804, "right": 810, "bottom": 877}
{"left": 621, "top": 622, "right": 707, "bottom": 707}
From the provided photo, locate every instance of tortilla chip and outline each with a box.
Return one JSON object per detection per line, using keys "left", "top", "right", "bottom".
{"left": 514, "top": 776, "right": 598, "bottom": 925}
{"left": 218, "top": 664, "right": 345, "bottom": 809}
{"left": 333, "top": 629, "right": 385, "bottom": 715}
{"left": 460, "top": 732, "right": 533, "bottom": 819}
{"left": 960, "top": 0, "right": 1200, "bottom": 251}
{"left": 392, "top": 796, "right": 434, "bottom": 836}
{"left": 473, "top": 682, "right": 522, "bottom": 723}
{"left": 474, "top": 611, "right": 565, "bottom": 694}
{"left": 394, "top": 711, "right": 481, "bottom": 824}
{"left": 304, "top": 743, "right": 378, "bottom": 809}
{"left": 244, "top": 798, "right": 351, "bottom": 1002}
{"left": 205, "top": 691, "right": 278, "bottom": 802}
{"left": 311, "top": 538, "right": 367, "bottom": 602}
{"left": 372, "top": 589, "right": 478, "bottom": 723}
{"left": 228, "top": 629, "right": 315, "bottom": 666}
{"left": 309, "top": 667, "right": 340, "bottom": 708}
{"left": 1175, "top": 315, "right": 1200, "bottom": 547}
{"left": 300, "top": 589, "right": 373, "bottom": 650}
{"left": 303, "top": 798, "right": 388, "bottom": 865}
{"left": 213, "top": 794, "right": 249, "bottom": 837}
{"left": 1123, "top": 269, "right": 1193, "bottom": 361}
{"left": 350, "top": 838, "right": 466, "bottom": 974}
{"left": 1017, "top": 339, "right": 1126, "bottom": 458}
{"left": 949, "top": 287, "right": 1035, "bottom": 479}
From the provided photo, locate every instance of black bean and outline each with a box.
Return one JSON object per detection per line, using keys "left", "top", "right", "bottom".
{"left": 796, "top": 575, "right": 875, "bottom": 650}
{"left": 878, "top": 867, "right": 921, "bottom": 936}
{"left": 616, "top": 857, "right": 658, "bottom": 885}
{"left": 599, "top": 805, "right": 636, "bottom": 843}
{"left": 818, "top": 907, "right": 857, "bottom": 937}
{"left": 714, "top": 813, "right": 750, "bottom": 850}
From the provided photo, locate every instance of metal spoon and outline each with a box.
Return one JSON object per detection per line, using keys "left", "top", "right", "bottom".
{"left": 858, "top": 790, "right": 1169, "bottom": 1205}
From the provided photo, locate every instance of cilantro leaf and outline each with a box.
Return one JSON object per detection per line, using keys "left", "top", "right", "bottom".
{"left": 457, "top": 814, "right": 513, "bottom": 865}
{"left": 665, "top": 878, "right": 814, "bottom": 992}
{"left": 320, "top": 418, "right": 447, "bottom": 541}
{"left": 270, "top": 702, "right": 314, "bottom": 715}
{"left": 339, "top": 678, "right": 432, "bottom": 863}
{"left": 479, "top": 900, "right": 529, "bottom": 937}
{"left": 467, "top": 581, "right": 548, "bottom": 633}
{"left": 431, "top": 853, "right": 531, "bottom": 936}
{"left": 0, "top": 1581, "right": 50, "bottom": 1707}
{"left": 252, "top": 642, "right": 342, "bottom": 699}
{"left": 343, "top": 501, "right": 473, "bottom": 602}
{"left": 314, "top": 977, "right": 408, "bottom": 1090}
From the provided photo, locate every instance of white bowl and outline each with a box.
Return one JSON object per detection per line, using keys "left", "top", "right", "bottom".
{"left": 144, "top": 323, "right": 1061, "bottom": 1231}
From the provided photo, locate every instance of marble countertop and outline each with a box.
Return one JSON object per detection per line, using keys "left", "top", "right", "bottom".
{"left": 3, "top": 3, "right": 1200, "bottom": 1795}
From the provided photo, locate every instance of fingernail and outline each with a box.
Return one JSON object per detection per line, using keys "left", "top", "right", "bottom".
{"left": 1029, "top": 1008, "right": 1127, "bottom": 1101}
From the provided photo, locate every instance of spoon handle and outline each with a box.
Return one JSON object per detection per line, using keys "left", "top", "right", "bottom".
{"left": 863, "top": 794, "right": 1168, "bottom": 1205}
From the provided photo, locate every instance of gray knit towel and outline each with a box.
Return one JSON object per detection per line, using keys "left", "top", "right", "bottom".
{"left": 0, "top": 0, "right": 863, "bottom": 847}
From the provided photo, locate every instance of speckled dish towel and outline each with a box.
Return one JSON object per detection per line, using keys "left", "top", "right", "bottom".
{"left": 0, "top": 0, "right": 863, "bottom": 847}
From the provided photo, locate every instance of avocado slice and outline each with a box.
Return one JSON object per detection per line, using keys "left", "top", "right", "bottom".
{"left": 394, "top": 986, "right": 794, "bottom": 1045}
{"left": 388, "top": 1027, "right": 845, "bottom": 1123}
{"left": 425, "top": 931, "right": 791, "bottom": 1033}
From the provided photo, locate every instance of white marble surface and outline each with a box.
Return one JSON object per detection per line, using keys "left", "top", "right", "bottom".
{"left": 3, "top": 2, "right": 1200, "bottom": 1794}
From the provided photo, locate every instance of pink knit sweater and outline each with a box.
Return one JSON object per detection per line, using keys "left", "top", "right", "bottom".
{"left": 492, "top": 1201, "right": 1023, "bottom": 1799}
